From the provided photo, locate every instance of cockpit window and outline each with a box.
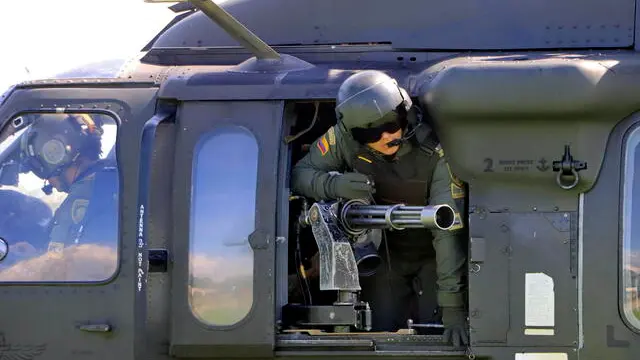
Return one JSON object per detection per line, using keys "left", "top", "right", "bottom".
{"left": 0, "top": 127, "right": 27, "bottom": 157}
{"left": 189, "top": 126, "right": 256, "bottom": 327}
{"left": 0, "top": 112, "right": 119, "bottom": 282}
{"left": 622, "top": 125, "right": 640, "bottom": 329}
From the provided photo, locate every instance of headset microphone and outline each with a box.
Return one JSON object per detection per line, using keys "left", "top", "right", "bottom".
{"left": 386, "top": 121, "right": 423, "bottom": 148}
{"left": 386, "top": 138, "right": 404, "bottom": 147}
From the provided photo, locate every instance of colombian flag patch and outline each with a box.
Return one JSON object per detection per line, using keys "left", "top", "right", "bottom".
{"left": 317, "top": 136, "right": 329, "bottom": 155}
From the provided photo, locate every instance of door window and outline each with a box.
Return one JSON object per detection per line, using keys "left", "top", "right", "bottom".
{"left": 0, "top": 112, "right": 119, "bottom": 282}
{"left": 622, "top": 125, "right": 640, "bottom": 329}
{"left": 189, "top": 125, "right": 257, "bottom": 326}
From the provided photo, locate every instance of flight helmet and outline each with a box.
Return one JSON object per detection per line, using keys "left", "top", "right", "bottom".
{"left": 19, "top": 113, "right": 103, "bottom": 180}
{"left": 335, "top": 70, "right": 412, "bottom": 144}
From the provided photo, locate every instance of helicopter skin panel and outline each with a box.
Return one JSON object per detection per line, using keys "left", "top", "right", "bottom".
{"left": 416, "top": 52, "right": 640, "bottom": 209}
{"left": 151, "top": 0, "right": 635, "bottom": 50}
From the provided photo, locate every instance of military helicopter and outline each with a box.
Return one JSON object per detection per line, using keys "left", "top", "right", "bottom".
{"left": 1, "top": 0, "right": 640, "bottom": 359}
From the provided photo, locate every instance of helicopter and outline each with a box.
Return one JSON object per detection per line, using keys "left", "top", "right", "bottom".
{"left": 0, "top": 0, "right": 640, "bottom": 359}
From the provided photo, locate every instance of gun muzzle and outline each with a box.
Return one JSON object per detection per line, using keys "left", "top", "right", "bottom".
{"left": 341, "top": 201, "right": 456, "bottom": 232}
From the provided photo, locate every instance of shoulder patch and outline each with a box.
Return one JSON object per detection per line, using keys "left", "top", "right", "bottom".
{"left": 328, "top": 127, "right": 336, "bottom": 145}
{"left": 435, "top": 144, "right": 444, "bottom": 158}
{"left": 317, "top": 136, "right": 330, "bottom": 156}
{"left": 451, "top": 183, "right": 465, "bottom": 199}
{"left": 71, "top": 199, "right": 90, "bottom": 224}
{"left": 445, "top": 163, "right": 464, "bottom": 188}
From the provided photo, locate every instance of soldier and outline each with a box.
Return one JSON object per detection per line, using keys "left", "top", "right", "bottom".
{"left": 18, "top": 113, "right": 118, "bottom": 256}
{"left": 291, "top": 70, "right": 469, "bottom": 346}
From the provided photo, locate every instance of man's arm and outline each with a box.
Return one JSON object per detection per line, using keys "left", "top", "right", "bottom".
{"left": 291, "top": 126, "right": 347, "bottom": 200}
{"left": 428, "top": 153, "right": 467, "bottom": 308}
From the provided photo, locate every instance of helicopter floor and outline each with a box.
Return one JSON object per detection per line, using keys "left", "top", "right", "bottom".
{"left": 276, "top": 330, "right": 463, "bottom": 355}
{"left": 281, "top": 329, "right": 417, "bottom": 336}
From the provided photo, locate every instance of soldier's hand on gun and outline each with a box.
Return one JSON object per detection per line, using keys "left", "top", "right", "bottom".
{"left": 330, "top": 172, "right": 375, "bottom": 200}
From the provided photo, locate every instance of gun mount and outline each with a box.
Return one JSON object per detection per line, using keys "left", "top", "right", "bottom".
{"left": 283, "top": 198, "right": 456, "bottom": 333}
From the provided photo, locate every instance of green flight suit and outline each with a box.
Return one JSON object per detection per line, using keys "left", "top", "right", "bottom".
{"left": 291, "top": 124, "right": 467, "bottom": 331}
{"left": 47, "top": 160, "right": 118, "bottom": 257}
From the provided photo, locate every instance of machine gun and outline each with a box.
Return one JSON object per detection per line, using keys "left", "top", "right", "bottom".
{"left": 283, "top": 198, "right": 457, "bottom": 333}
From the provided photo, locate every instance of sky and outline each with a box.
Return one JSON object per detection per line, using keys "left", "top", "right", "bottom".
{"left": 0, "top": 0, "right": 182, "bottom": 92}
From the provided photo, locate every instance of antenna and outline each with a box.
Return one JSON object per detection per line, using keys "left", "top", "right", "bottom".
{"left": 187, "top": 0, "right": 281, "bottom": 60}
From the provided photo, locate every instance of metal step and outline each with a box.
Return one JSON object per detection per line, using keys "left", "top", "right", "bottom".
{"left": 276, "top": 332, "right": 466, "bottom": 357}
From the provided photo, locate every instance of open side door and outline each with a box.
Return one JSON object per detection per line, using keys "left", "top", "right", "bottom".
{"left": 169, "top": 100, "right": 282, "bottom": 358}
{"left": 0, "top": 80, "right": 160, "bottom": 360}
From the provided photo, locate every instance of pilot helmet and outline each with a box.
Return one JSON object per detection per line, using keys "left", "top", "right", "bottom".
{"left": 19, "top": 113, "right": 103, "bottom": 180}
{"left": 335, "top": 70, "right": 412, "bottom": 144}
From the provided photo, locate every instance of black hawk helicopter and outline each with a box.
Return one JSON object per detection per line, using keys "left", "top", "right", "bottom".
{"left": 0, "top": 0, "right": 639, "bottom": 359}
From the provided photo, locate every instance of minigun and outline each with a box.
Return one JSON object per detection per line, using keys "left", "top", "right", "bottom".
{"left": 283, "top": 198, "right": 457, "bottom": 333}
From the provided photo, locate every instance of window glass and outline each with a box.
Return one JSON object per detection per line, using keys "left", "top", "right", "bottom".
{"left": 0, "top": 112, "right": 119, "bottom": 282}
{"left": 189, "top": 126, "right": 257, "bottom": 326}
{"left": 622, "top": 126, "right": 640, "bottom": 328}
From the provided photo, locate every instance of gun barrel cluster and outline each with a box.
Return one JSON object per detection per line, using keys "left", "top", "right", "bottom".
{"left": 341, "top": 203, "right": 456, "bottom": 231}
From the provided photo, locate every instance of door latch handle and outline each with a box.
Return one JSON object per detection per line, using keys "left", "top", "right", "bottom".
{"left": 77, "top": 323, "right": 111, "bottom": 332}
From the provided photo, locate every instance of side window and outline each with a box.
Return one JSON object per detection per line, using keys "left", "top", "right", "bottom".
{"left": 623, "top": 126, "right": 640, "bottom": 329}
{"left": 189, "top": 126, "right": 257, "bottom": 326}
{"left": 0, "top": 112, "right": 119, "bottom": 282}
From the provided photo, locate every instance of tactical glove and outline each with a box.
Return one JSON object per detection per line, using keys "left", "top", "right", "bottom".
{"left": 329, "top": 172, "right": 375, "bottom": 200}
{"left": 442, "top": 307, "right": 469, "bottom": 347}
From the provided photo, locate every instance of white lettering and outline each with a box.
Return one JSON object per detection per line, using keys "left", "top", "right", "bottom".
{"left": 136, "top": 204, "right": 145, "bottom": 293}
{"left": 138, "top": 205, "right": 145, "bottom": 241}
{"left": 137, "top": 267, "right": 145, "bottom": 292}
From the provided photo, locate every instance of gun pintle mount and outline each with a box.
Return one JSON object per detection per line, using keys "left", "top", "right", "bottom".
{"left": 283, "top": 198, "right": 456, "bottom": 333}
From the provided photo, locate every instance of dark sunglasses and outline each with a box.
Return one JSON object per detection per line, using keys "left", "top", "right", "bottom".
{"left": 351, "top": 120, "right": 402, "bottom": 144}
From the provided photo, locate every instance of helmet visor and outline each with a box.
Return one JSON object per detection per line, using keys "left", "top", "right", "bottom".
{"left": 350, "top": 108, "right": 408, "bottom": 144}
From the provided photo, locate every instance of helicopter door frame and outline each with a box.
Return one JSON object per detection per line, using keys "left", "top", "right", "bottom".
{"left": 578, "top": 111, "right": 640, "bottom": 359}
{"left": 0, "top": 81, "right": 160, "bottom": 360}
{"left": 169, "top": 100, "right": 283, "bottom": 358}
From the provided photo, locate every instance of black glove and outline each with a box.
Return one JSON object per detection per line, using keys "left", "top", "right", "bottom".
{"left": 442, "top": 307, "right": 469, "bottom": 347}
{"left": 329, "top": 172, "right": 375, "bottom": 200}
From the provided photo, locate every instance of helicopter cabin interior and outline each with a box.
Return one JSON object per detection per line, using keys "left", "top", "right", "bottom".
{"left": 275, "top": 98, "right": 467, "bottom": 348}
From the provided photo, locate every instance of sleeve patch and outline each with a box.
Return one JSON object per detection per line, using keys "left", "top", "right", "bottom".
{"left": 71, "top": 199, "right": 90, "bottom": 224}
{"left": 328, "top": 127, "right": 336, "bottom": 145}
{"left": 317, "top": 136, "right": 329, "bottom": 155}
{"left": 451, "top": 183, "right": 465, "bottom": 199}
{"left": 446, "top": 163, "right": 464, "bottom": 188}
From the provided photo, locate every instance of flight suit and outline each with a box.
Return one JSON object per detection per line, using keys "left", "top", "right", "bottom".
{"left": 291, "top": 124, "right": 467, "bottom": 331}
{"left": 47, "top": 160, "right": 118, "bottom": 257}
